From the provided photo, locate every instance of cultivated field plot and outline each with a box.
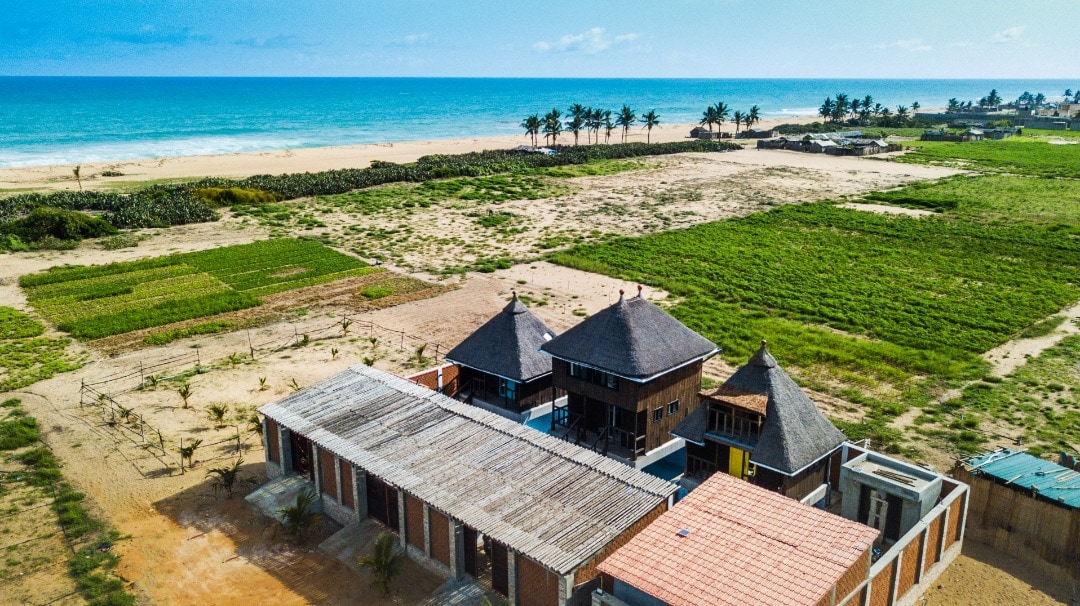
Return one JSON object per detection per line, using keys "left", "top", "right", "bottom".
{"left": 896, "top": 136, "right": 1080, "bottom": 178}
{"left": 20, "top": 239, "right": 380, "bottom": 340}
{"left": 0, "top": 307, "right": 82, "bottom": 391}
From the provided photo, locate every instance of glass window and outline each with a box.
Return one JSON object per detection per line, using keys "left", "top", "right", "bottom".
{"left": 653, "top": 407, "right": 663, "bottom": 422}
{"left": 668, "top": 400, "right": 679, "bottom": 415}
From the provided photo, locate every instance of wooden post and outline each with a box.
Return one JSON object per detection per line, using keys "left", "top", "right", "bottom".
{"left": 180, "top": 438, "right": 185, "bottom": 474}
{"left": 235, "top": 425, "right": 242, "bottom": 454}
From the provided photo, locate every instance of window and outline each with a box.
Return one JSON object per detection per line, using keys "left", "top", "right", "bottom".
{"left": 653, "top": 407, "right": 663, "bottom": 422}
{"left": 668, "top": 400, "right": 680, "bottom": 415}
{"left": 568, "top": 362, "right": 619, "bottom": 390}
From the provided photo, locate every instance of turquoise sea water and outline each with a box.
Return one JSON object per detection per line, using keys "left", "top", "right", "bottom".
{"left": 1, "top": 77, "right": 1074, "bottom": 168}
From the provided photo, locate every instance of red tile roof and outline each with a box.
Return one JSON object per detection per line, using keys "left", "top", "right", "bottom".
{"left": 598, "top": 473, "right": 879, "bottom": 606}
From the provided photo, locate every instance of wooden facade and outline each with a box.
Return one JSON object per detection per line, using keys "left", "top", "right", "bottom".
{"left": 551, "top": 359, "right": 702, "bottom": 459}
{"left": 457, "top": 365, "right": 562, "bottom": 413}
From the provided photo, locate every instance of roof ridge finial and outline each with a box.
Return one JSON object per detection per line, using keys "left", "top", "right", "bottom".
{"left": 637, "top": 284, "right": 643, "bottom": 297}
{"left": 760, "top": 338, "right": 767, "bottom": 349}
{"left": 619, "top": 288, "right": 625, "bottom": 298}
{"left": 511, "top": 289, "right": 517, "bottom": 299}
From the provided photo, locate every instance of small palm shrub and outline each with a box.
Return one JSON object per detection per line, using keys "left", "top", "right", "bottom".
{"left": 279, "top": 489, "right": 322, "bottom": 542}
{"left": 358, "top": 532, "right": 405, "bottom": 595}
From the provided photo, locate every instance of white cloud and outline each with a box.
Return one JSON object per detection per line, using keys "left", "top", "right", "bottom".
{"left": 991, "top": 26, "right": 1026, "bottom": 43}
{"left": 877, "top": 38, "right": 932, "bottom": 52}
{"left": 532, "top": 27, "right": 639, "bottom": 54}
{"left": 403, "top": 33, "right": 429, "bottom": 45}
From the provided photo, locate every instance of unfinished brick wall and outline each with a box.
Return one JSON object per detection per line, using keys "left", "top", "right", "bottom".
{"left": 339, "top": 460, "right": 354, "bottom": 509}
{"left": 319, "top": 449, "right": 337, "bottom": 500}
{"left": 574, "top": 501, "right": 668, "bottom": 585}
{"left": 923, "top": 516, "right": 943, "bottom": 575}
{"left": 429, "top": 510, "right": 450, "bottom": 566}
{"left": 896, "top": 533, "right": 923, "bottom": 597}
{"left": 834, "top": 547, "right": 870, "bottom": 602}
{"left": 404, "top": 364, "right": 460, "bottom": 397}
{"left": 266, "top": 419, "right": 279, "bottom": 463}
{"left": 517, "top": 554, "right": 559, "bottom": 606}
{"left": 405, "top": 494, "right": 424, "bottom": 550}
{"left": 868, "top": 560, "right": 894, "bottom": 606}
{"left": 945, "top": 495, "right": 963, "bottom": 549}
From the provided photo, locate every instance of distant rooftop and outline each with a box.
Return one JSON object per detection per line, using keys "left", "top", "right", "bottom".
{"left": 963, "top": 449, "right": 1080, "bottom": 509}
{"left": 598, "top": 472, "right": 879, "bottom": 606}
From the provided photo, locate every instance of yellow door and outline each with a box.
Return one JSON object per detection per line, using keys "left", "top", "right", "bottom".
{"left": 728, "top": 447, "right": 746, "bottom": 480}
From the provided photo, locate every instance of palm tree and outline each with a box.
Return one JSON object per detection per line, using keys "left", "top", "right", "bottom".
{"left": 946, "top": 98, "right": 960, "bottom": 113}
{"left": 731, "top": 110, "right": 744, "bottom": 136}
{"left": 602, "top": 111, "right": 615, "bottom": 143}
{"left": 207, "top": 457, "right": 247, "bottom": 498}
{"left": 850, "top": 98, "right": 861, "bottom": 120}
{"left": 72, "top": 165, "right": 82, "bottom": 190}
{"left": 1065, "top": 88, "right": 1073, "bottom": 99}
{"left": 641, "top": 110, "right": 660, "bottom": 143}
{"left": 911, "top": 101, "right": 921, "bottom": 114}
{"left": 568, "top": 104, "right": 587, "bottom": 145}
{"left": 521, "top": 114, "right": 541, "bottom": 148}
{"left": 986, "top": 89, "right": 1002, "bottom": 109}
{"left": 747, "top": 105, "right": 761, "bottom": 128}
{"left": 279, "top": 489, "right": 322, "bottom": 542}
{"left": 819, "top": 97, "right": 836, "bottom": 122}
{"left": 358, "top": 532, "right": 405, "bottom": 596}
{"left": 700, "top": 105, "right": 718, "bottom": 134}
{"left": 743, "top": 113, "right": 753, "bottom": 132}
{"left": 713, "top": 102, "right": 730, "bottom": 132}
{"left": 896, "top": 105, "right": 909, "bottom": 124}
{"left": 178, "top": 383, "right": 192, "bottom": 409}
{"left": 832, "top": 93, "right": 849, "bottom": 123}
{"left": 616, "top": 104, "right": 636, "bottom": 143}
{"left": 542, "top": 108, "right": 562, "bottom": 146}
{"left": 1034, "top": 92, "right": 1045, "bottom": 107}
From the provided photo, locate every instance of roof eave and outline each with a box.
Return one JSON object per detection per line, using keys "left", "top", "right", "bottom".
{"left": 540, "top": 347, "right": 719, "bottom": 383}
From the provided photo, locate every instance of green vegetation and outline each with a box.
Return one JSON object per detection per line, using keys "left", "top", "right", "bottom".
{"left": 1, "top": 207, "right": 116, "bottom": 245}
{"left": 21, "top": 238, "right": 377, "bottom": 340}
{"left": 358, "top": 532, "right": 406, "bottom": 596}
{"left": 143, "top": 320, "right": 237, "bottom": 345}
{"left": 194, "top": 186, "right": 282, "bottom": 207}
{"left": 0, "top": 307, "right": 83, "bottom": 390}
{"left": 1, "top": 402, "right": 134, "bottom": 605}
{"left": 919, "top": 334, "right": 1080, "bottom": 456}
{"left": 895, "top": 137, "right": 1080, "bottom": 178}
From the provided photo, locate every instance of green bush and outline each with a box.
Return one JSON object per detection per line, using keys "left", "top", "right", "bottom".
{"left": 1, "top": 207, "right": 116, "bottom": 242}
{"left": 360, "top": 287, "right": 394, "bottom": 299}
{"left": 0, "top": 415, "right": 40, "bottom": 450}
{"left": 195, "top": 187, "right": 282, "bottom": 208}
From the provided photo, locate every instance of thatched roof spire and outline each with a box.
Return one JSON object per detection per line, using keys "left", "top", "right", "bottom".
{"left": 444, "top": 294, "right": 556, "bottom": 382}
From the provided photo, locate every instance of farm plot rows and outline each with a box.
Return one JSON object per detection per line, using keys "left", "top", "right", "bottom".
{"left": 21, "top": 239, "right": 380, "bottom": 340}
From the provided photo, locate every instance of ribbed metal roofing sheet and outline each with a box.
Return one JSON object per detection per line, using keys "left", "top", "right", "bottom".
{"left": 965, "top": 449, "right": 1080, "bottom": 509}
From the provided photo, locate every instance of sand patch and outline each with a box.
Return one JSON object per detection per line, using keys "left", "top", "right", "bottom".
{"left": 837, "top": 202, "right": 935, "bottom": 217}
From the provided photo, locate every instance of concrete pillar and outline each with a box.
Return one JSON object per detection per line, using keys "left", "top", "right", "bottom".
{"left": 279, "top": 427, "right": 292, "bottom": 475}
{"left": 312, "top": 444, "right": 323, "bottom": 495}
{"left": 915, "top": 525, "right": 929, "bottom": 583}
{"left": 557, "top": 573, "right": 575, "bottom": 606}
{"left": 937, "top": 507, "right": 950, "bottom": 561}
{"left": 397, "top": 489, "right": 407, "bottom": 547}
{"left": 506, "top": 550, "right": 518, "bottom": 606}
{"left": 958, "top": 490, "right": 970, "bottom": 544}
{"left": 333, "top": 455, "right": 343, "bottom": 503}
{"left": 423, "top": 503, "right": 432, "bottom": 557}
{"left": 261, "top": 419, "right": 271, "bottom": 464}
{"left": 449, "top": 519, "right": 465, "bottom": 580}
{"left": 889, "top": 551, "right": 902, "bottom": 604}
{"left": 353, "top": 467, "right": 368, "bottom": 520}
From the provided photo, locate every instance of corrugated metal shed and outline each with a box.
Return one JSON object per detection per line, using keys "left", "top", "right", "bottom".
{"left": 260, "top": 364, "right": 678, "bottom": 575}
{"left": 964, "top": 449, "right": 1080, "bottom": 509}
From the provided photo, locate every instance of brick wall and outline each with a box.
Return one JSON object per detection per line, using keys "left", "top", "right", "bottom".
{"left": 339, "top": 460, "right": 354, "bottom": 509}
{"left": 868, "top": 560, "right": 894, "bottom": 606}
{"left": 319, "top": 449, "right": 337, "bottom": 500}
{"left": 266, "top": 419, "right": 279, "bottom": 463}
{"left": 896, "top": 533, "right": 923, "bottom": 597}
{"left": 834, "top": 547, "right": 870, "bottom": 602}
{"left": 405, "top": 493, "right": 425, "bottom": 550}
{"left": 404, "top": 363, "right": 460, "bottom": 397}
{"left": 517, "top": 554, "right": 559, "bottom": 606}
{"left": 574, "top": 501, "right": 668, "bottom": 585}
{"left": 923, "top": 517, "right": 942, "bottom": 575}
{"left": 429, "top": 510, "right": 450, "bottom": 566}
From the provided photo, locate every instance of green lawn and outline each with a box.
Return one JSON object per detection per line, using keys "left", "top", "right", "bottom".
{"left": 894, "top": 137, "right": 1080, "bottom": 178}
{"left": 21, "top": 239, "right": 378, "bottom": 340}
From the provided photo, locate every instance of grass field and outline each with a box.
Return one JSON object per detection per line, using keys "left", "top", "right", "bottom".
{"left": 895, "top": 136, "right": 1080, "bottom": 178}
{"left": 21, "top": 239, "right": 379, "bottom": 340}
{"left": 0, "top": 307, "right": 83, "bottom": 391}
{"left": 551, "top": 173, "right": 1080, "bottom": 456}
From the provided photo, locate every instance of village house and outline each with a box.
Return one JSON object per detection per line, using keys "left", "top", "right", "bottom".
{"left": 254, "top": 364, "right": 678, "bottom": 606}
{"left": 673, "top": 341, "right": 846, "bottom": 501}
{"left": 443, "top": 292, "right": 564, "bottom": 422}
{"left": 594, "top": 443, "right": 971, "bottom": 606}
{"left": 540, "top": 287, "right": 719, "bottom": 469}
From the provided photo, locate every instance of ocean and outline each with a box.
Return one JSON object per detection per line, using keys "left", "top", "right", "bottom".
{"left": 1, "top": 77, "right": 1074, "bottom": 168}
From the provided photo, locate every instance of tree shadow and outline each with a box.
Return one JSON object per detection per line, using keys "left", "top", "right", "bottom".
{"left": 151, "top": 463, "right": 443, "bottom": 605}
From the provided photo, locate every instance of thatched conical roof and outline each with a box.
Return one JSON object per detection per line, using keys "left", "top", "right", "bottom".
{"left": 445, "top": 293, "right": 556, "bottom": 382}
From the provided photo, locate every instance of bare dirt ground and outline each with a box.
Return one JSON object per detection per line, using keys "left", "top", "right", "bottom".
{"left": 983, "top": 302, "right": 1080, "bottom": 376}
{"left": 921, "top": 540, "right": 1075, "bottom": 605}
{"left": 0, "top": 143, "right": 1062, "bottom": 605}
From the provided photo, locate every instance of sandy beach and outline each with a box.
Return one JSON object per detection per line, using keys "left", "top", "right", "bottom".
{"left": 0, "top": 116, "right": 822, "bottom": 191}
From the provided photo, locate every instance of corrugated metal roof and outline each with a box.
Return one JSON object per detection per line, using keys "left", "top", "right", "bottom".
{"left": 260, "top": 364, "right": 678, "bottom": 574}
{"left": 964, "top": 449, "right": 1080, "bottom": 509}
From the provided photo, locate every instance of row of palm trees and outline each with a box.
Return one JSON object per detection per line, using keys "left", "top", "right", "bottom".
{"left": 699, "top": 102, "right": 762, "bottom": 135}
{"left": 522, "top": 105, "right": 662, "bottom": 147}
{"left": 818, "top": 93, "right": 922, "bottom": 126}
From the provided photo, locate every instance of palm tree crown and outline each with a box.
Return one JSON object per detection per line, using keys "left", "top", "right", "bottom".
{"left": 616, "top": 105, "right": 636, "bottom": 143}
{"left": 641, "top": 110, "right": 660, "bottom": 143}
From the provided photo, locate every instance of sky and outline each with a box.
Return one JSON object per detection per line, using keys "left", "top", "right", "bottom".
{"left": 3, "top": 0, "right": 1078, "bottom": 78}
